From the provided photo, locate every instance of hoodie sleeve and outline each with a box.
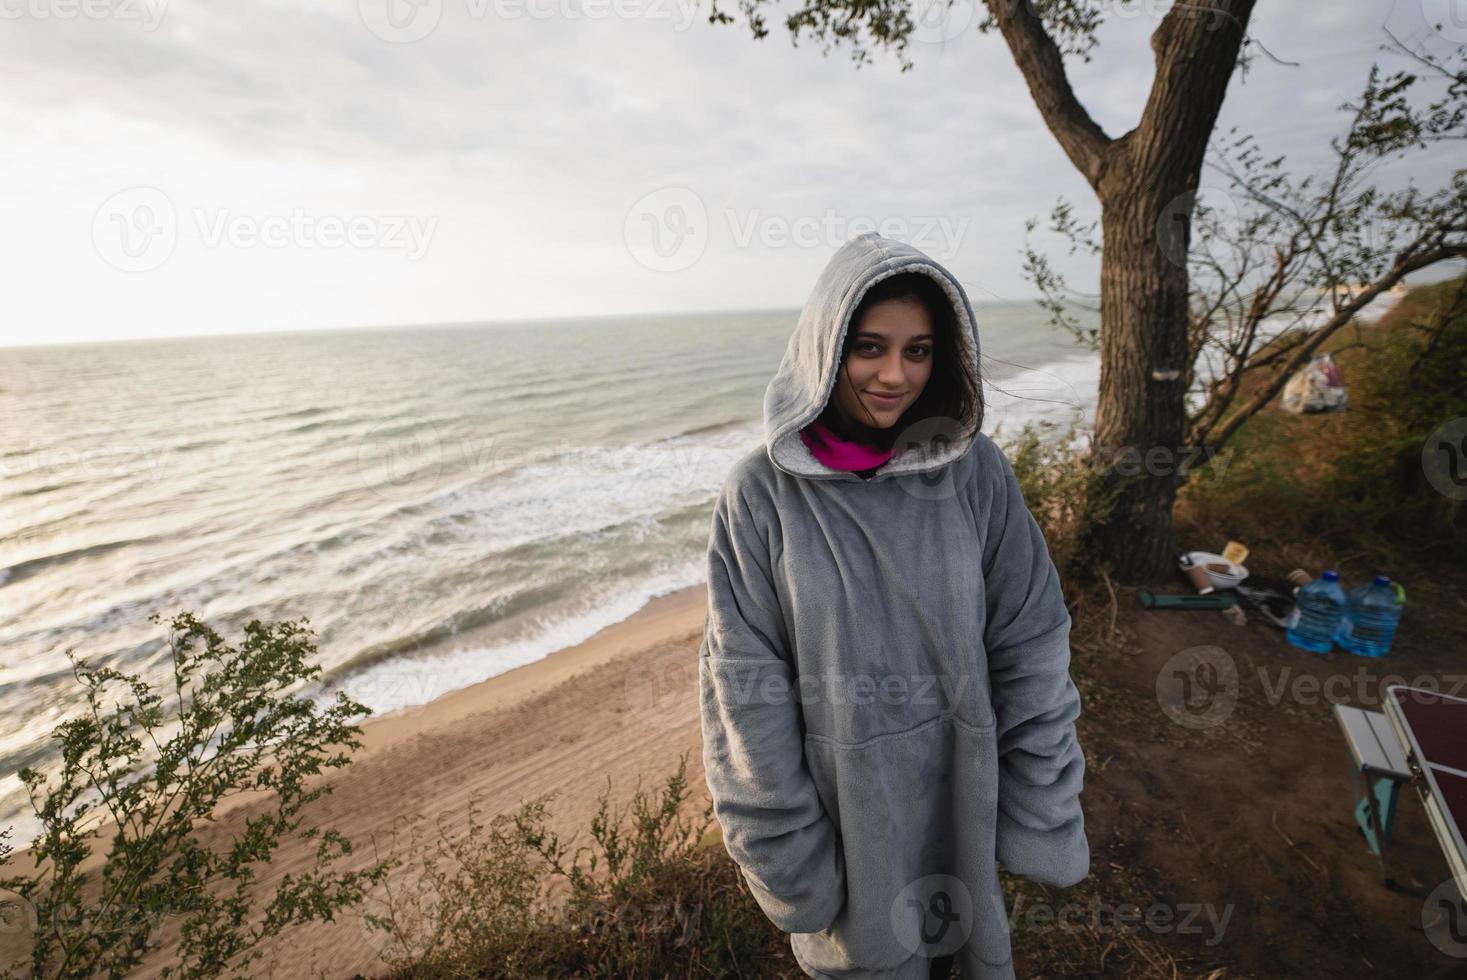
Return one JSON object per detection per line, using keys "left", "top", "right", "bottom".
{"left": 698, "top": 479, "right": 847, "bottom": 935}
{"left": 979, "top": 438, "right": 1089, "bottom": 888}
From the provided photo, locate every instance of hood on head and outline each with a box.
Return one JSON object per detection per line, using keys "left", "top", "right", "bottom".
{"left": 762, "top": 232, "right": 982, "bottom": 481}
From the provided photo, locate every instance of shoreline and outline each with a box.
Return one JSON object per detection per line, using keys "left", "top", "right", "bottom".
{"left": 352, "top": 581, "right": 709, "bottom": 756}
{"left": 100, "top": 579, "right": 716, "bottom": 978}
{"left": 284, "top": 579, "right": 713, "bottom": 977}
{"left": 0, "top": 583, "right": 712, "bottom": 852}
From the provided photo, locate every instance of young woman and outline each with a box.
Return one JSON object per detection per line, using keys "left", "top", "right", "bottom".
{"left": 794, "top": 268, "right": 969, "bottom": 483}
{"left": 698, "top": 232, "right": 1089, "bottom": 980}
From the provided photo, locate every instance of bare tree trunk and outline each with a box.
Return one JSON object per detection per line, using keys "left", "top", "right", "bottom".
{"left": 1081, "top": 186, "right": 1193, "bottom": 582}
{"left": 983, "top": 0, "right": 1256, "bottom": 583}
{"left": 1002, "top": 0, "right": 1255, "bottom": 584}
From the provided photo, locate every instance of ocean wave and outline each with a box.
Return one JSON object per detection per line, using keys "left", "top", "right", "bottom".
{"left": 258, "top": 405, "right": 332, "bottom": 423}
{"left": 8, "top": 479, "right": 82, "bottom": 499}
{"left": 320, "top": 585, "right": 535, "bottom": 679}
{"left": 0, "top": 537, "right": 144, "bottom": 588}
{"left": 281, "top": 414, "right": 386, "bottom": 436}
{"left": 166, "top": 437, "right": 227, "bottom": 454}
{"left": 310, "top": 563, "right": 705, "bottom": 718}
{"left": 666, "top": 418, "right": 745, "bottom": 440}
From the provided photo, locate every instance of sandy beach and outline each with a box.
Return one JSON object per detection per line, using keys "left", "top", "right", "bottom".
{"left": 115, "top": 583, "right": 716, "bottom": 979}
{"left": 307, "top": 582, "right": 712, "bottom": 978}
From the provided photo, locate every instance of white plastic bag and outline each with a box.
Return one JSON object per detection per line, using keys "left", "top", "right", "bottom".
{"left": 1281, "top": 352, "right": 1347, "bottom": 414}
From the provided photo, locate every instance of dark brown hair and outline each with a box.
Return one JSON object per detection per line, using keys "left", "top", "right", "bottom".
{"left": 824, "top": 271, "right": 984, "bottom": 451}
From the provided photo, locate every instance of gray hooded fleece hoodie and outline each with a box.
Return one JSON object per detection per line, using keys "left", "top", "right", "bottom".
{"left": 698, "top": 233, "right": 1088, "bottom": 979}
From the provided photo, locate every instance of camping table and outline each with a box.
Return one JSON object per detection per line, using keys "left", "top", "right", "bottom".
{"left": 1382, "top": 685, "right": 1467, "bottom": 902}
{"left": 1333, "top": 702, "right": 1413, "bottom": 886}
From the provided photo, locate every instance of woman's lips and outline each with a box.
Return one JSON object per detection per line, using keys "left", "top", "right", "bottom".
{"left": 866, "top": 391, "right": 905, "bottom": 407}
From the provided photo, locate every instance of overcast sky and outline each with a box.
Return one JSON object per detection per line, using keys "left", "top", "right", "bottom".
{"left": 1, "top": 0, "right": 1462, "bottom": 346}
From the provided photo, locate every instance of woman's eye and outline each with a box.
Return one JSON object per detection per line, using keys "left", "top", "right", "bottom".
{"left": 857, "top": 343, "right": 929, "bottom": 357}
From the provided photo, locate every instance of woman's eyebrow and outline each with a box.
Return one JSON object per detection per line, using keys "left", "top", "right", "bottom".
{"left": 854, "top": 331, "right": 935, "bottom": 341}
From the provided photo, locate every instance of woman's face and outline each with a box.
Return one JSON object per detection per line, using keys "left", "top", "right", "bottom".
{"left": 835, "top": 297, "right": 935, "bottom": 429}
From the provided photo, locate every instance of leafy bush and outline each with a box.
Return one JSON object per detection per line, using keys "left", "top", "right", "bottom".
{"left": 0, "top": 612, "right": 390, "bottom": 980}
{"left": 1000, "top": 421, "right": 1119, "bottom": 582}
{"left": 1178, "top": 275, "right": 1467, "bottom": 563}
{"left": 1326, "top": 277, "right": 1467, "bottom": 545}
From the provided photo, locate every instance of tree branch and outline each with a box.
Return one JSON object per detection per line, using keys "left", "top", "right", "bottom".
{"left": 1204, "top": 244, "right": 1467, "bottom": 450}
{"left": 981, "top": 0, "right": 1111, "bottom": 188}
{"left": 1125, "top": 0, "right": 1257, "bottom": 196}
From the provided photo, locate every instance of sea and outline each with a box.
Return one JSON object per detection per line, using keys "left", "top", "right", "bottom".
{"left": 0, "top": 302, "right": 1105, "bottom": 842}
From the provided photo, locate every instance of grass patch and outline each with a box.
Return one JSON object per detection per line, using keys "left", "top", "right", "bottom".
{"left": 363, "top": 754, "right": 803, "bottom": 979}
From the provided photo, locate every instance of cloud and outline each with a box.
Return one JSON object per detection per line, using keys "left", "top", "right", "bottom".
{"left": 0, "top": 0, "right": 1456, "bottom": 345}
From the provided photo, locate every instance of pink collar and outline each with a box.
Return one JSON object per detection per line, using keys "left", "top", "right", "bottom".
{"left": 799, "top": 417, "right": 896, "bottom": 472}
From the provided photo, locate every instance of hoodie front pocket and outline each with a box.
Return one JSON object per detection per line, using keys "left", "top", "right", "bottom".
{"left": 800, "top": 714, "right": 1000, "bottom": 971}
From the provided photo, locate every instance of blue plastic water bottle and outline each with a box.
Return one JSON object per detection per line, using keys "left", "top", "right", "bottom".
{"left": 1286, "top": 570, "right": 1347, "bottom": 653}
{"left": 1336, "top": 575, "right": 1404, "bottom": 658}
